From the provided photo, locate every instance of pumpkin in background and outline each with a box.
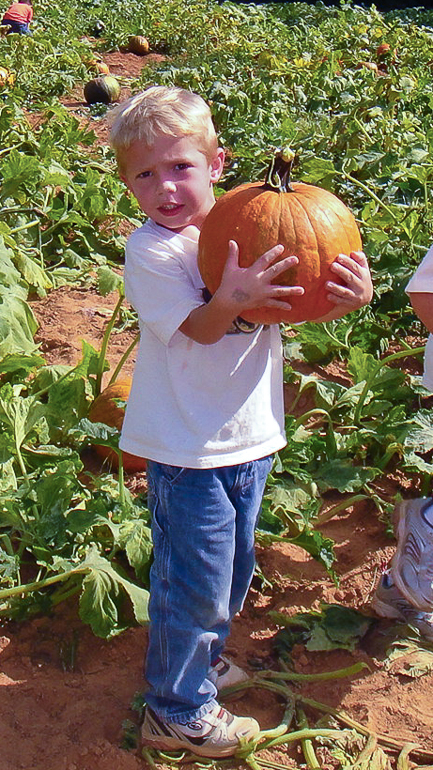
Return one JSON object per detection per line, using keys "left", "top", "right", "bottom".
{"left": 84, "top": 75, "right": 120, "bottom": 105}
{"left": 96, "top": 61, "right": 110, "bottom": 75}
{"left": 128, "top": 35, "right": 149, "bottom": 55}
{"left": 198, "top": 149, "right": 362, "bottom": 325}
{"left": 376, "top": 42, "right": 391, "bottom": 58}
{"left": 0, "top": 67, "right": 15, "bottom": 87}
{"left": 88, "top": 377, "right": 147, "bottom": 474}
{"left": 88, "top": 58, "right": 110, "bottom": 75}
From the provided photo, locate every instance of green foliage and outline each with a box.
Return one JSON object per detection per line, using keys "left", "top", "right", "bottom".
{"left": 1, "top": 0, "right": 433, "bottom": 631}
{"left": 0, "top": 348, "right": 152, "bottom": 637}
{"left": 271, "top": 603, "right": 375, "bottom": 655}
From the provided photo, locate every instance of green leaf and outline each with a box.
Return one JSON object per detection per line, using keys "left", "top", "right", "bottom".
{"left": 13, "top": 251, "right": 53, "bottom": 292}
{"left": 79, "top": 548, "right": 149, "bottom": 638}
{"left": 80, "top": 567, "right": 120, "bottom": 638}
{"left": 0, "top": 150, "right": 42, "bottom": 202}
{"left": 70, "top": 417, "right": 119, "bottom": 449}
{"left": 120, "top": 519, "right": 153, "bottom": 584}
{"left": 272, "top": 604, "right": 374, "bottom": 657}
{"left": 0, "top": 237, "right": 26, "bottom": 293}
{"left": 290, "top": 528, "right": 336, "bottom": 577}
{"left": 315, "top": 460, "right": 378, "bottom": 493}
{"left": 46, "top": 376, "right": 89, "bottom": 436}
{"left": 0, "top": 294, "right": 38, "bottom": 356}
{"left": 97, "top": 266, "right": 124, "bottom": 297}
{"left": 284, "top": 322, "right": 342, "bottom": 363}
{"left": 0, "top": 385, "right": 46, "bottom": 451}
{"left": 0, "top": 546, "right": 20, "bottom": 584}
{"left": 300, "top": 156, "right": 336, "bottom": 186}
{"left": 347, "top": 347, "right": 378, "bottom": 384}
{"left": 403, "top": 410, "right": 433, "bottom": 454}
{"left": 0, "top": 353, "right": 45, "bottom": 378}
{"left": 42, "top": 160, "right": 71, "bottom": 187}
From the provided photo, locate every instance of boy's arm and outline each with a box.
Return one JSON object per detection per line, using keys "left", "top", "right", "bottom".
{"left": 314, "top": 250, "right": 373, "bottom": 322}
{"left": 179, "top": 241, "right": 304, "bottom": 344}
{"left": 408, "top": 292, "right": 433, "bottom": 335}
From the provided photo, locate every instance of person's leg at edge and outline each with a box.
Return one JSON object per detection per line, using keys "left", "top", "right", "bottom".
{"left": 144, "top": 456, "right": 273, "bottom": 723}
{"left": 372, "top": 497, "right": 433, "bottom": 641}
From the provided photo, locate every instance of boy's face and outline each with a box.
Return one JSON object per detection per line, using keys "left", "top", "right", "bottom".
{"left": 119, "top": 134, "right": 224, "bottom": 233}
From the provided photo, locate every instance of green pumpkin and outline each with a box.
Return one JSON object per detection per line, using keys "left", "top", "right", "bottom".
{"left": 84, "top": 76, "right": 121, "bottom": 105}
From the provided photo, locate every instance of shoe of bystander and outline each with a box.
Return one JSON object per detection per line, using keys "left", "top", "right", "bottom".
{"left": 391, "top": 497, "right": 433, "bottom": 612}
{"left": 372, "top": 569, "right": 433, "bottom": 642}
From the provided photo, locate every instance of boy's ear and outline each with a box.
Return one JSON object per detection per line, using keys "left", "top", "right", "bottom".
{"left": 119, "top": 172, "right": 132, "bottom": 192}
{"left": 210, "top": 147, "right": 225, "bottom": 183}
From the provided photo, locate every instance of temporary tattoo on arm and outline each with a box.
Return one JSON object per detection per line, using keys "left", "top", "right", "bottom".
{"left": 232, "top": 288, "right": 250, "bottom": 302}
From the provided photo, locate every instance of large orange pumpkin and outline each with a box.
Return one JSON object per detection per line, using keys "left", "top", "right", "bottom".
{"left": 88, "top": 377, "right": 147, "bottom": 474}
{"left": 198, "top": 149, "right": 362, "bottom": 325}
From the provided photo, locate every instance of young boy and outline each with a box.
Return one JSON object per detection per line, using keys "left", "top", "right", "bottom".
{"left": 373, "top": 246, "right": 433, "bottom": 641}
{"left": 109, "top": 86, "right": 373, "bottom": 758}
{"left": 1, "top": 0, "right": 33, "bottom": 34}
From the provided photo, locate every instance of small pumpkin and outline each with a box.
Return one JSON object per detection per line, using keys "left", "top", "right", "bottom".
{"left": 376, "top": 42, "right": 391, "bottom": 58}
{"left": 88, "top": 59, "right": 110, "bottom": 75}
{"left": 88, "top": 377, "right": 147, "bottom": 474}
{"left": 0, "top": 66, "right": 15, "bottom": 87}
{"left": 84, "top": 75, "right": 120, "bottom": 105}
{"left": 128, "top": 35, "right": 149, "bottom": 55}
{"left": 198, "top": 149, "right": 362, "bottom": 325}
{"left": 97, "top": 61, "right": 110, "bottom": 74}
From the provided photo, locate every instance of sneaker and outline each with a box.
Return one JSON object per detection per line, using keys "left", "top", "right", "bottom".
{"left": 209, "top": 655, "right": 250, "bottom": 691}
{"left": 141, "top": 703, "right": 260, "bottom": 757}
{"left": 372, "top": 570, "right": 433, "bottom": 642}
{"left": 391, "top": 497, "right": 433, "bottom": 611}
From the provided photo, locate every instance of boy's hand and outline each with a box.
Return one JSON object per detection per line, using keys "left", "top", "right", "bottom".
{"left": 215, "top": 240, "right": 304, "bottom": 315}
{"left": 325, "top": 250, "right": 373, "bottom": 310}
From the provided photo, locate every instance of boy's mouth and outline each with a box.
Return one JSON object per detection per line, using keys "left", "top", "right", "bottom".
{"left": 158, "top": 203, "right": 183, "bottom": 217}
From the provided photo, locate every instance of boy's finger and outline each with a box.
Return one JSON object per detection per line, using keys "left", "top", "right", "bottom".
{"left": 269, "top": 285, "right": 305, "bottom": 297}
{"left": 330, "top": 258, "right": 362, "bottom": 280}
{"left": 265, "top": 255, "right": 299, "bottom": 276}
{"left": 333, "top": 251, "right": 367, "bottom": 270}
{"left": 263, "top": 297, "right": 302, "bottom": 309}
{"left": 255, "top": 244, "right": 286, "bottom": 266}
{"left": 225, "top": 240, "right": 240, "bottom": 266}
{"left": 349, "top": 250, "right": 367, "bottom": 264}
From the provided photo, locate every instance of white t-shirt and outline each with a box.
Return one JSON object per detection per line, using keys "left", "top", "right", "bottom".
{"left": 119, "top": 219, "right": 287, "bottom": 468}
{"left": 406, "top": 244, "right": 433, "bottom": 391}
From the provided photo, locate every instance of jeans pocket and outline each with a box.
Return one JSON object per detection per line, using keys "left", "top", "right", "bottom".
{"left": 160, "top": 464, "right": 188, "bottom": 485}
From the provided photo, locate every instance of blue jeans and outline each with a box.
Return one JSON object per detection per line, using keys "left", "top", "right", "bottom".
{"left": 1, "top": 19, "right": 30, "bottom": 34}
{"left": 145, "top": 455, "right": 273, "bottom": 722}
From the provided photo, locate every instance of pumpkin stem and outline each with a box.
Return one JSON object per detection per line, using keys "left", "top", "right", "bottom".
{"left": 264, "top": 147, "right": 296, "bottom": 193}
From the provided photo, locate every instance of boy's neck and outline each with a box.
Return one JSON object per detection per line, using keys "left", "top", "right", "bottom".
{"left": 154, "top": 220, "right": 201, "bottom": 242}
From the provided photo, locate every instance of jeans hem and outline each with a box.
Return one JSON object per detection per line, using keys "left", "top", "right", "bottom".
{"left": 148, "top": 698, "right": 219, "bottom": 723}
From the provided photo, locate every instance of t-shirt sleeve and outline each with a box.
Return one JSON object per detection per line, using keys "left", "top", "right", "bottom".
{"left": 124, "top": 229, "right": 204, "bottom": 346}
{"left": 406, "top": 245, "right": 433, "bottom": 294}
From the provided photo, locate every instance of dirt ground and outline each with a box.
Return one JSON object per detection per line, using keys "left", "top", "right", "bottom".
{"left": 1, "top": 49, "right": 433, "bottom": 770}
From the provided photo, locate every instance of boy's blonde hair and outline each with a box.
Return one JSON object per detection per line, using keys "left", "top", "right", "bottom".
{"left": 109, "top": 86, "right": 218, "bottom": 163}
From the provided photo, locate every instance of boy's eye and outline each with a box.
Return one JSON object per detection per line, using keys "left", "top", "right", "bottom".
{"left": 175, "top": 163, "right": 191, "bottom": 171}
{"left": 137, "top": 170, "right": 151, "bottom": 179}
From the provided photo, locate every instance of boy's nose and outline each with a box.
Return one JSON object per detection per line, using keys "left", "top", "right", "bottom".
{"left": 160, "top": 179, "right": 176, "bottom": 193}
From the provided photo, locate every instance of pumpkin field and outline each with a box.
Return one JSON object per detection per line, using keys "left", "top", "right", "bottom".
{"left": 2, "top": 0, "right": 433, "bottom": 767}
